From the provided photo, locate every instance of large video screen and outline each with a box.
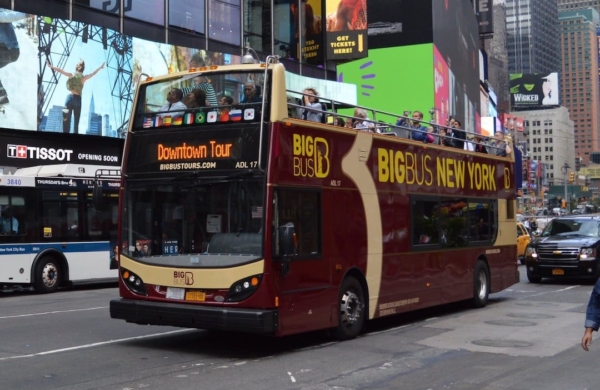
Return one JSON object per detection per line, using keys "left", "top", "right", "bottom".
{"left": 0, "top": 6, "right": 243, "bottom": 139}
{"left": 336, "top": 44, "right": 434, "bottom": 125}
{"left": 510, "top": 73, "right": 560, "bottom": 109}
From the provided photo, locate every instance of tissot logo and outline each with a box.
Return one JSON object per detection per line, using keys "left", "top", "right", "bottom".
{"left": 7, "top": 145, "right": 74, "bottom": 161}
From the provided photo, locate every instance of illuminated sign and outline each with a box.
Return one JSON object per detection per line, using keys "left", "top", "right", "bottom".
{"left": 325, "top": 0, "right": 368, "bottom": 60}
{"left": 510, "top": 73, "right": 560, "bottom": 108}
{"left": 126, "top": 126, "right": 262, "bottom": 174}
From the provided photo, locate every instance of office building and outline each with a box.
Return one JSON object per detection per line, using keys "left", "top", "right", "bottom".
{"left": 505, "top": 0, "right": 561, "bottom": 74}
{"left": 559, "top": 8, "right": 600, "bottom": 165}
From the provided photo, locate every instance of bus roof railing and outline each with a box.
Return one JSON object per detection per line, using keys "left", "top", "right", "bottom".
{"left": 286, "top": 89, "right": 509, "bottom": 157}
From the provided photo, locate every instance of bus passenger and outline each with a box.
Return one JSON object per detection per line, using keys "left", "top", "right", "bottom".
{"left": 298, "top": 88, "right": 325, "bottom": 123}
{"left": 492, "top": 131, "right": 512, "bottom": 157}
{"left": 241, "top": 83, "right": 262, "bottom": 103}
{"left": 158, "top": 88, "right": 187, "bottom": 116}
{"left": 397, "top": 111, "right": 433, "bottom": 143}
{"left": 185, "top": 88, "right": 208, "bottom": 108}
{"left": 182, "top": 75, "right": 218, "bottom": 106}
{"left": 218, "top": 95, "right": 234, "bottom": 122}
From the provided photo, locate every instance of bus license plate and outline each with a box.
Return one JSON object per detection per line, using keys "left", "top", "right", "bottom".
{"left": 552, "top": 269, "right": 564, "bottom": 275}
{"left": 166, "top": 287, "right": 185, "bottom": 300}
{"left": 186, "top": 291, "right": 206, "bottom": 301}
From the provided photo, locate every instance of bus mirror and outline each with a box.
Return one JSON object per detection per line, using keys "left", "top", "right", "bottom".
{"left": 278, "top": 222, "right": 296, "bottom": 277}
{"left": 93, "top": 182, "right": 105, "bottom": 211}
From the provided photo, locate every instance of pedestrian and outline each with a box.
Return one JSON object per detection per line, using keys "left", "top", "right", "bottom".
{"left": 582, "top": 278, "right": 600, "bottom": 351}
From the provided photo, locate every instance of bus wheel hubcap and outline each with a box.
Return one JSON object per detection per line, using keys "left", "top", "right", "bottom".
{"left": 340, "top": 291, "right": 361, "bottom": 325}
{"left": 477, "top": 271, "right": 487, "bottom": 299}
{"left": 42, "top": 263, "right": 58, "bottom": 288}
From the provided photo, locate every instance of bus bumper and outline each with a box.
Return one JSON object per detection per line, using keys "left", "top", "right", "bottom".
{"left": 110, "top": 298, "right": 278, "bottom": 334}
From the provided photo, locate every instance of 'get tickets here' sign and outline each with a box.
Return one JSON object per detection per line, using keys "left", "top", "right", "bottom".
{"left": 325, "top": 0, "right": 368, "bottom": 60}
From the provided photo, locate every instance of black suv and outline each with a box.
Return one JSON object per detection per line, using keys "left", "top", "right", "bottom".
{"left": 524, "top": 216, "right": 600, "bottom": 283}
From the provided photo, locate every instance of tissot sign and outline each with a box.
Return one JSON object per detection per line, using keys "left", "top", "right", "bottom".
{"left": 0, "top": 129, "right": 124, "bottom": 168}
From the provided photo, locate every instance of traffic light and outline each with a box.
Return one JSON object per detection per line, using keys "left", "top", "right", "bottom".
{"left": 568, "top": 171, "right": 575, "bottom": 183}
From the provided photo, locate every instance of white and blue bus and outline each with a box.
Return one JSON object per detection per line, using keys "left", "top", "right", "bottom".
{"left": 0, "top": 164, "right": 120, "bottom": 293}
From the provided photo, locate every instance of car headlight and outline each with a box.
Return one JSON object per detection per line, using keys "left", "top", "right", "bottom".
{"left": 580, "top": 247, "right": 596, "bottom": 261}
{"left": 525, "top": 246, "right": 537, "bottom": 258}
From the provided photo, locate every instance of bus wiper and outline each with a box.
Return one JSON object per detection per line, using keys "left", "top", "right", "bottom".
{"left": 180, "top": 169, "right": 255, "bottom": 188}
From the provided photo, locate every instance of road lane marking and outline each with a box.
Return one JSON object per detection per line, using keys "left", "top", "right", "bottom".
{"left": 0, "top": 329, "right": 193, "bottom": 361}
{"left": 0, "top": 307, "right": 107, "bottom": 319}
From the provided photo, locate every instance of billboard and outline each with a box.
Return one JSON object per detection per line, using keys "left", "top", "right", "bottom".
{"left": 336, "top": 44, "right": 434, "bottom": 125}
{"left": 0, "top": 6, "right": 244, "bottom": 140}
{"left": 325, "top": 0, "right": 368, "bottom": 60}
{"left": 366, "top": 0, "right": 432, "bottom": 49}
{"left": 510, "top": 73, "right": 560, "bottom": 109}
{"left": 432, "top": 0, "right": 480, "bottom": 133}
{"left": 475, "top": 0, "right": 494, "bottom": 37}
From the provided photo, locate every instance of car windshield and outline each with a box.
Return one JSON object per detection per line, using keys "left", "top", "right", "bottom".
{"left": 121, "top": 175, "right": 265, "bottom": 268}
{"left": 541, "top": 219, "right": 600, "bottom": 237}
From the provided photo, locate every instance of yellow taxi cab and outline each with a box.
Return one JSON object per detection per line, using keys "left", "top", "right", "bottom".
{"left": 517, "top": 222, "right": 531, "bottom": 264}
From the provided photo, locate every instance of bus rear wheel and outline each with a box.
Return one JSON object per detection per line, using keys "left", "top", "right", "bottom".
{"left": 33, "top": 257, "right": 61, "bottom": 294}
{"left": 332, "top": 276, "right": 366, "bottom": 340}
{"left": 472, "top": 261, "right": 490, "bottom": 308}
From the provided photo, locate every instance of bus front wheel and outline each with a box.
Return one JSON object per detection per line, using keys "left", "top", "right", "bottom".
{"left": 472, "top": 261, "right": 490, "bottom": 308}
{"left": 332, "top": 276, "right": 366, "bottom": 340}
{"left": 33, "top": 257, "right": 61, "bottom": 294}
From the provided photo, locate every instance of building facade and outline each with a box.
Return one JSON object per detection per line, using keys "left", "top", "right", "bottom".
{"left": 559, "top": 8, "right": 600, "bottom": 165}
{"left": 506, "top": 0, "right": 561, "bottom": 74}
{"left": 515, "top": 106, "right": 575, "bottom": 186}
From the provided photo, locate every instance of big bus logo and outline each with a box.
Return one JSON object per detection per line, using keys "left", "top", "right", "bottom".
{"left": 173, "top": 271, "right": 194, "bottom": 285}
{"left": 293, "top": 134, "right": 330, "bottom": 178}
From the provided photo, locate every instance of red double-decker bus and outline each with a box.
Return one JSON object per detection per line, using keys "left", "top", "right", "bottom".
{"left": 110, "top": 58, "right": 519, "bottom": 339}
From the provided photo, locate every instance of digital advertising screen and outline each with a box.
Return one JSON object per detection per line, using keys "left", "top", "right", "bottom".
{"left": 509, "top": 72, "right": 560, "bottom": 109}
{"left": 0, "top": 6, "right": 243, "bottom": 140}
{"left": 336, "top": 44, "right": 434, "bottom": 125}
{"left": 325, "top": 0, "right": 368, "bottom": 60}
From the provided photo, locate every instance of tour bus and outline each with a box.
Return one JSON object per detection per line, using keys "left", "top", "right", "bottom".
{"left": 0, "top": 163, "right": 120, "bottom": 293}
{"left": 110, "top": 57, "right": 519, "bottom": 339}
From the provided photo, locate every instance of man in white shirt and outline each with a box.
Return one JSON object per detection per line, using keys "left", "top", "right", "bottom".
{"left": 158, "top": 88, "right": 187, "bottom": 117}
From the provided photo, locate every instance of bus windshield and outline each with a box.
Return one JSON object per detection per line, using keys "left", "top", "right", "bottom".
{"left": 121, "top": 174, "right": 265, "bottom": 268}
{"left": 133, "top": 70, "right": 267, "bottom": 130}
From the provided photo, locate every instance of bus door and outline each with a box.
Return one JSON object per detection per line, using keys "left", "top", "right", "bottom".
{"left": 274, "top": 188, "right": 332, "bottom": 334}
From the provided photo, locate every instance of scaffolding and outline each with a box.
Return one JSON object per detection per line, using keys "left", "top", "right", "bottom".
{"left": 38, "top": 18, "right": 132, "bottom": 137}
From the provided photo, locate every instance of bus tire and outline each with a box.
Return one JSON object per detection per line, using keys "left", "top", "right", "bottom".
{"left": 472, "top": 261, "right": 490, "bottom": 308}
{"left": 332, "top": 276, "right": 366, "bottom": 340}
{"left": 33, "top": 257, "right": 61, "bottom": 294}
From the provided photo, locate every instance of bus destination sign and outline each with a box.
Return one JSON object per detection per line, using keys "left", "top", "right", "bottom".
{"left": 126, "top": 126, "right": 261, "bottom": 174}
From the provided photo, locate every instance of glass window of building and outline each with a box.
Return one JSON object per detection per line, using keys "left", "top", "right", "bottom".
{"left": 209, "top": 0, "right": 241, "bottom": 46}
{"left": 169, "top": 0, "right": 205, "bottom": 35}
{"left": 125, "top": 0, "right": 165, "bottom": 25}
{"left": 74, "top": 0, "right": 119, "bottom": 13}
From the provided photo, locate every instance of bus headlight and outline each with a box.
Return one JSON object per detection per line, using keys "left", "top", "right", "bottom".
{"left": 580, "top": 247, "right": 596, "bottom": 261}
{"left": 227, "top": 275, "right": 262, "bottom": 302}
{"left": 121, "top": 268, "right": 147, "bottom": 296}
{"left": 525, "top": 246, "right": 537, "bottom": 258}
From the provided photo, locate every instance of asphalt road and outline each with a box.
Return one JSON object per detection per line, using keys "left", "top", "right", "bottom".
{"left": 0, "top": 267, "right": 598, "bottom": 390}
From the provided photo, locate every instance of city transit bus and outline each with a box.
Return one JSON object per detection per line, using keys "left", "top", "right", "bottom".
{"left": 0, "top": 163, "right": 120, "bottom": 293}
{"left": 110, "top": 57, "right": 519, "bottom": 339}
